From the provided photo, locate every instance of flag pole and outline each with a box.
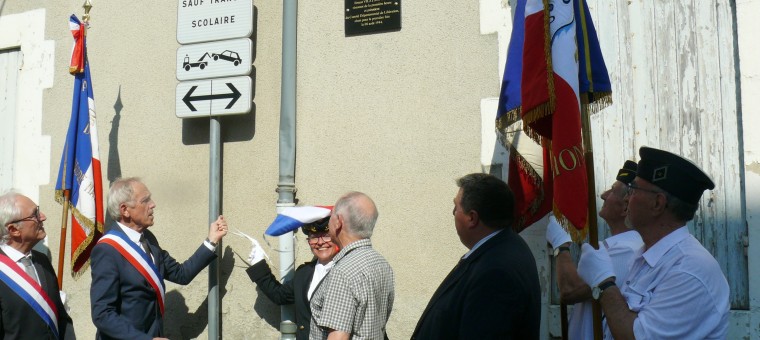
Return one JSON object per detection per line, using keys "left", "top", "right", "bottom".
{"left": 580, "top": 105, "right": 602, "bottom": 340}
{"left": 56, "top": 116, "right": 70, "bottom": 288}
{"left": 57, "top": 190, "right": 70, "bottom": 289}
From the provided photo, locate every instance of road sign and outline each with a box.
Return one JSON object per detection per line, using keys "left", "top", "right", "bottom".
{"left": 176, "top": 76, "right": 251, "bottom": 118}
{"left": 177, "top": 38, "right": 252, "bottom": 81}
{"left": 177, "top": 0, "right": 253, "bottom": 44}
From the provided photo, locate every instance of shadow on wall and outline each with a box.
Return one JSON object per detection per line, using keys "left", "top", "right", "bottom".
{"left": 253, "top": 285, "right": 282, "bottom": 330}
{"left": 163, "top": 246, "right": 237, "bottom": 339}
{"left": 104, "top": 86, "right": 124, "bottom": 227}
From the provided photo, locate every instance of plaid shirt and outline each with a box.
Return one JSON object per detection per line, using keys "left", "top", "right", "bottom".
{"left": 310, "top": 239, "right": 395, "bottom": 340}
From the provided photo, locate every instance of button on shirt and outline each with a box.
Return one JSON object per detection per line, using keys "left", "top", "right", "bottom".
{"left": 614, "top": 226, "right": 729, "bottom": 339}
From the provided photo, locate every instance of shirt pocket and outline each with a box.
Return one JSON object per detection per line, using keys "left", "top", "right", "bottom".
{"left": 624, "top": 282, "right": 652, "bottom": 312}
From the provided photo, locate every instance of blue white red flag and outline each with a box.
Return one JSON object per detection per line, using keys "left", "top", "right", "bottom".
{"left": 496, "top": 0, "right": 611, "bottom": 239}
{"left": 55, "top": 15, "right": 104, "bottom": 276}
{"left": 265, "top": 206, "right": 333, "bottom": 236}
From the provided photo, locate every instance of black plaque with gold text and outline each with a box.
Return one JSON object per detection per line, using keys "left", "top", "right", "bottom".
{"left": 345, "top": 0, "right": 401, "bottom": 36}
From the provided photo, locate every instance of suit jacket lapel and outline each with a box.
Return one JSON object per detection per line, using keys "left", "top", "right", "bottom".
{"left": 298, "top": 260, "right": 316, "bottom": 305}
{"left": 32, "top": 260, "right": 47, "bottom": 290}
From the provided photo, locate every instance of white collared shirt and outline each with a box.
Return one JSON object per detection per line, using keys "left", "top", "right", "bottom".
{"left": 0, "top": 243, "right": 40, "bottom": 279}
{"left": 613, "top": 226, "right": 729, "bottom": 339}
{"left": 307, "top": 260, "right": 334, "bottom": 300}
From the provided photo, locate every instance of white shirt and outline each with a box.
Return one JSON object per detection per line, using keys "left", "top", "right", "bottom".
{"left": 0, "top": 243, "right": 40, "bottom": 280}
{"left": 568, "top": 230, "right": 643, "bottom": 340}
{"left": 614, "top": 226, "right": 729, "bottom": 339}
{"left": 307, "top": 261, "right": 334, "bottom": 300}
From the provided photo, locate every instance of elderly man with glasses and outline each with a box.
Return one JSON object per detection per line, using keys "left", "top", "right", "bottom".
{"left": 577, "top": 146, "right": 730, "bottom": 339}
{"left": 0, "top": 192, "right": 75, "bottom": 339}
{"left": 546, "top": 160, "right": 644, "bottom": 339}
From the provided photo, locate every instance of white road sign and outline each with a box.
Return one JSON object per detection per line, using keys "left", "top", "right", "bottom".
{"left": 177, "top": 38, "right": 252, "bottom": 81}
{"left": 176, "top": 76, "right": 252, "bottom": 118}
{"left": 177, "top": 0, "right": 253, "bottom": 44}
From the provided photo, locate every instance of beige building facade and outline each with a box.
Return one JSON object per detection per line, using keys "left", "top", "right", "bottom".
{"left": 1, "top": 0, "right": 759, "bottom": 338}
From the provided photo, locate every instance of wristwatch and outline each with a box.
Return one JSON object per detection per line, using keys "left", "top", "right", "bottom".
{"left": 205, "top": 238, "right": 218, "bottom": 247}
{"left": 592, "top": 280, "right": 617, "bottom": 300}
{"left": 553, "top": 246, "right": 571, "bottom": 257}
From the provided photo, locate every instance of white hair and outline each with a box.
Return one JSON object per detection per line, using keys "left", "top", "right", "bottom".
{"left": 0, "top": 192, "right": 22, "bottom": 243}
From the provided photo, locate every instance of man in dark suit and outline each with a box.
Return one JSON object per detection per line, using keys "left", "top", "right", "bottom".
{"left": 0, "top": 192, "right": 75, "bottom": 339}
{"left": 412, "top": 173, "right": 541, "bottom": 339}
{"left": 90, "top": 177, "right": 228, "bottom": 340}
{"left": 246, "top": 216, "right": 338, "bottom": 340}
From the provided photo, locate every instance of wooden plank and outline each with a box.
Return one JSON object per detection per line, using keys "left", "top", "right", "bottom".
{"left": 628, "top": 0, "right": 658, "bottom": 150}
{"left": 715, "top": 0, "right": 748, "bottom": 309}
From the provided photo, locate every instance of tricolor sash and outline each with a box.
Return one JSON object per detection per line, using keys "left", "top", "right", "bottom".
{"left": 98, "top": 231, "right": 166, "bottom": 314}
{"left": 0, "top": 254, "right": 60, "bottom": 339}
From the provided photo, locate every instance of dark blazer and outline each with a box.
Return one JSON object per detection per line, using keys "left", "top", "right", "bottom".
{"left": 411, "top": 228, "right": 541, "bottom": 340}
{"left": 90, "top": 228, "right": 216, "bottom": 340}
{"left": 0, "top": 249, "right": 74, "bottom": 339}
{"left": 247, "top": 259, "right": 317, "bottom": 340}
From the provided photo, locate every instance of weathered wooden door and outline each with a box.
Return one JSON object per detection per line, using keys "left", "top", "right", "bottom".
{"left": 587, "top": 0, "right": 748, "bottom": 333}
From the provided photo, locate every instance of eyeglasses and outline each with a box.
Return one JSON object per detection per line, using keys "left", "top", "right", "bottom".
{"left": 9, "top": 206, "right": 41, "bottom": 225}
{"left": 307, "top": 234, "right": 331, "bottom": 244}
{"left": 626, "top": 183, "right": 663, "bottom": 196}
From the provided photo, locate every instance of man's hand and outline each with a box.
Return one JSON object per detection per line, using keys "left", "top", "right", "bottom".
{"left": 208, "top": 215, "right": 228, "bottom": 244}
{"left": 578, "top": 243, "right": 615, "bottom": 287}
{"left": 247, "top": 237, "right": 268, "bottom": 265}
{"left": 546, "top": 215, "right": 572, "bottom": 249}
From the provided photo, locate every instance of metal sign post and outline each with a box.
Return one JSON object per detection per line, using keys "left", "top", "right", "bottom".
{"left": 175, "top": 0, "right": 253, "bottom": 338}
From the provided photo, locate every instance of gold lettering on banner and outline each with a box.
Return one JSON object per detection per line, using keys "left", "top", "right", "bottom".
{"left": 551, "top": 145, "right": 585, "bottom": 176}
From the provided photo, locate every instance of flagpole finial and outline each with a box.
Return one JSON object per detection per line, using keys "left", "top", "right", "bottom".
{"left": 82, "top": 0, "right": 93, "bottom": 23}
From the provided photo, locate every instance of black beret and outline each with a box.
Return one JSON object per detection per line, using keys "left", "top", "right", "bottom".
{"left": 637, "top": 147, "right": 715, "bottom": 205}
{"left": 616, "top": 160, "right": 638, "bottom": 185}
{"left": 301, "top": 216, "right": 330, "bottom": 235}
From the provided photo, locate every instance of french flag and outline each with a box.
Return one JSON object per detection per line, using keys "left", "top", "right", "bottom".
{"left": 54, "top": 14, "right": 105, "bottom": 276}
{"left": 265, "top": 206, "right": 333, "bottom": 236}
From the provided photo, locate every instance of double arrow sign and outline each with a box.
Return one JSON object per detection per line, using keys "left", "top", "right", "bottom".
{"left": 183, "top": 82, "right": 240, "bottom": 112}
{"left": 175, "top": 76, "right": 251, "bottom": 118}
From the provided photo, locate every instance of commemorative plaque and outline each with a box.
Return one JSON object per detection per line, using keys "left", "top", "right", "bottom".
{"left": 345, "top": 0, "right": 401, "bottom": 36}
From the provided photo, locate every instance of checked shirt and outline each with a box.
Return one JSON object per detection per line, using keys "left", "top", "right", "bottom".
{"left": 310, "top": 239, "right": 394, "bottom": 340}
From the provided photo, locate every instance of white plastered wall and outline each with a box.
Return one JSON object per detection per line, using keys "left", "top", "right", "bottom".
{"left": 0, "top": 9, "right": 54, "bottom": 202}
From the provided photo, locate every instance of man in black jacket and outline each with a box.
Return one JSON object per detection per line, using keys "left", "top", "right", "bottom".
{"left": 0, "top": 192, "right": 75, "bottom": 339}
{"left": 412, "top": 173, "right": 541, "bottom": 339}
{"left": 246, "top": 216, "right": 338, "bottom": 340}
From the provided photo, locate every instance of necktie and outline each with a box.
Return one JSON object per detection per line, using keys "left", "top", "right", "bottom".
{"left": 19, "top": 256, "right": 40, "bottom": 285}
{"left": 139, "top": 234, "right": 153, "bottom": 263}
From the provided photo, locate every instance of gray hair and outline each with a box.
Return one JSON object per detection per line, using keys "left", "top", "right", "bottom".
{"left": 107, "top": 177, "right": 142, "bottom": 221}
{"left": 334, "top": 192, "right": 378, "bottom": 239}
{"left": 665, "top": 192, "right": 700, "bottom": 222}
{"left": 0, "top": 192, "right": 22, "bottom": 243}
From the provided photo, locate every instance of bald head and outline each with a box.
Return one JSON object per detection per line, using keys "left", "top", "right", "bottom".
{"left": 334, "top": 191, "right": 378, "bottom": 239}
